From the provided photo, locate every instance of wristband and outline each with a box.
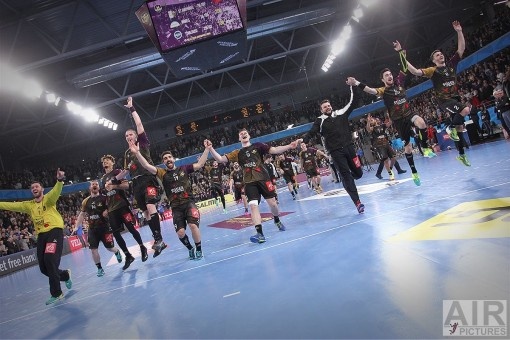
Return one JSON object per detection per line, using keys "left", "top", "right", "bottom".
{"left": 129, "top": 106, "right": 136, "bottom": 113}
{"left": 357, "top": 82, "right": 367, "bottom": 89}
{"left": 111, "top": 179, "right": 121, "bottom": 185}
{"left": 57, "top": 178, "right": 65, "bottom": 182}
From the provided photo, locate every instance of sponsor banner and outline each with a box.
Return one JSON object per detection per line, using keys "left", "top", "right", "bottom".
{"left": 0, "top": 248, "right": 38, "bottom": 277}
{"left": 68, "top": 235, "right": 83, "bottom": 252}
{"left": 196, "top": 194, "right": 234, "bottom": 213}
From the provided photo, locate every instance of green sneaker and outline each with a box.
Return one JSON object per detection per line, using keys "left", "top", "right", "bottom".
{"left": 45, "top": 293, "right": 64, "bottom": 305}
{"left": 412, "top": 173, "right": 421, "bottom": 186}
{"left": 446, "top": 127, "right": 460, "bottom": 142}
{"left": 456, "top": 154, "right": 471, "bottom": 166}
{"left": 423, "top": 148, "right": 436, "bottom": 158}
{"left": 65, "top": 270, "right": 72, "bottom": 289}
{"left": 97, "top": 268, "right": 105, "bottom": 277}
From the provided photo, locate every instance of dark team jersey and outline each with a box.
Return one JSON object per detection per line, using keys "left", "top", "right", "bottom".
{"left": 263, "top": 162, "right": 278, "bottom": 180}
{"left": 278, "top": 157, "right": 295, "bottom": 176}
{"left": 155, "top": 164, "right": 195, "bottom": 208}
{"left": 375, "top": 72, "right": 410, "bottom": 120}
{"left": 100, "top": 169, "right": 130, "bottom": 212}
{"left": 421, "top": 52, "right": 461, "bottom": 102}
{"left": 371, "top": 124, "right": 389, "bottom": 146}
{"left": 299, "top": 148, "right": 319, "bottom": 171}
{"left": 124, "top": 132, "right": 154, "bottom": 178}
{"left": 80, "top": 195, "right": 109, "bottom": 229}
{"left": 230, "top": 169, "right": 244, "bottom": 188}
{"left": 209, "top": 167, "right": 223, "bottom": 184}
{"left": 225, "top": 143, "right": 271, "bottom": 184}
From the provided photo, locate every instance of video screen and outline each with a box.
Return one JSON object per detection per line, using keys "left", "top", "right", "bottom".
{"left": 147, "top": 0, "right": 244, "bottom": 52}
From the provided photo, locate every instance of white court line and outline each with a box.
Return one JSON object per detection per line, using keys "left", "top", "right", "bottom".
{"left": 1, "top": 181, "right": 509, "bottom": 326}
{"left": 223, "top": 291, "right": 240, "bottom": 298}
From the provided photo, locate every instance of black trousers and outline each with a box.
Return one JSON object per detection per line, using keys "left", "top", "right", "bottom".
{"left": 330, "top": 145, "right": 362, "bottom": 204}
{"left": 36, "top": 228, "right": 69, "bottom": 297}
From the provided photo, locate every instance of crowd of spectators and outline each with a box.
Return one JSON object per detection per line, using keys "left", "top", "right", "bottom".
{"left": 1, "top": 8, "right": 509, "bottom": 256}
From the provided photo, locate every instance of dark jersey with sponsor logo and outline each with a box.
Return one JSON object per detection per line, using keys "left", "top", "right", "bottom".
{"left": 371, "top": 124, "right": 389, "bottom": 146}
{"left": 375, "top": 72, "right": 410, "bottom": 120}
{"left": 155, "top": 164, "right": 195, "bottom": 208}
{"left": 421, "top": 52, "right": 461, "bottom": 102}
{"left": 277, "top": 157, "right": 295, "bottom": 176}
{"left": 208, "top": 167, "right": 223, "bottom": 184}
{"left": 124, "top": 132, "right": 154, "bottom": 178}
{"left": 299, "top": 148, "right": 319, "bottom": 171}
{"left": 100, "top": 169, "right": 130, "bottom": 212}
{"left": 225, "top": 142, "right": 271, "bottom": 184}
{"left": 230, "top": 169, "right": 244, "bottom": 189}
{"left": 80, "top": 195, "right": 109, "bottom": 229}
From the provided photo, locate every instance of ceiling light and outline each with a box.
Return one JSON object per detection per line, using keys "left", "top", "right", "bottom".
{"left": 46, "top": 93, "right": 56, "bottom": 103}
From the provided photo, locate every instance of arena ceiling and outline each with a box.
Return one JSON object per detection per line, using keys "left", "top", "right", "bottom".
{"left": 0, "top": 0, "right": 492, "bottom": 168}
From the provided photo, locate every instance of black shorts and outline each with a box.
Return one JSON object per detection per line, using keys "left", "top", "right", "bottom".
{"left": 305, "top": 168, "right": 319, "bottom": 177}
{"left": 392, "top": 116, "right": 415, "bottom": 146}
{"left": 88, "top": 226, "right": 115, "bottom": 250}
{"left": 108, "top": 206, "right": 136, "bottom": 233}
{"left": 210, "top": 182, "right": 224, "bottom": 196}
{"left": 172, "top": 201, "right": 200, "bottom": 232}
{"left": 132, "top": 175, "right": 161, "bottom": 211}
{"left": 282, "top": 173, "right": 296, "bottom": 184}
{"left": 439, "top": 98, "right": 467, "bottom": 117}
{"left": 376, "top": 144, "right": 395, "bottom": 160}
{"left": 234, "top": 185, "right": 245, "bottom": 201}
{"left": 244, "top": 180, "right": 277, "bottom": 203}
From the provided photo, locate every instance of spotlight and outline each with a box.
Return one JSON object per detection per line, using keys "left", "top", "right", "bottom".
{"left": 46, "top": 93, "right": 56, "bottom": 103}
{"left": 54, "top": 97, "right": 61, "bottom": 106}
{"left": 112, "top": 123, "right": 118, "bottom": 131}
{"left": 321, "top": 66, "right": 329, "bottom": 72}
{"left": 103, "top": 119, "right": 110, "bottom": 127}
{"left": 108, "top": 122, "right": 114, "bottom": 129}
{"left": 353, "top": 8, "right": 363, "bottom": 19}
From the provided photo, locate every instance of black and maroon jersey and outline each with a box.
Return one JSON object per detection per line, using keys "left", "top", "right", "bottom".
{"left": 100, "top": 169, "right": 130, "bottom": 212}
{"left": 421, "top": 52, "right": 461, "bottom": 102}
{"left": 155, "top": 164, "right": 195, "bottom": 208}
{"left": 80, "top": 195, "right": 109, "bottom": 229}
{"left": 299, "top": 148, "right": 319, "bottom": 171}
{"left": 124, "top": 132, "right": 154, "bottom": 178}
{"left": 225, "top": 143, "right": 271, "bottom": 184}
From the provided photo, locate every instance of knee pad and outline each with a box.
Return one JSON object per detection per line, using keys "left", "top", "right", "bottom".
{"left": 248, "top": 200, "right": 259, "bottom": 206}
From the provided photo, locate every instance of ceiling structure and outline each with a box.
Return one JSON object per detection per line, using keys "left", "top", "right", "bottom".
{"left": 0, "top": 0, "right": 490, "bottom": 168}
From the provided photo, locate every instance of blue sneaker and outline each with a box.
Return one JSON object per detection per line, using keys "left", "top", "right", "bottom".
{"left": 65, "top": 270, "right": 72, "bottom": 290}
{"left": 115, "top": 250, "right": 122, "bottom": 263}
{"left": 188, "top": 248, "right": 196, "bottom": 260}
{"left": 250, "top": 233, "right": 266, "bottom": 243}
{"left": 194, "top": 250, "right": 203, "bottom": 260}
{"left": 45, "top": 293, "right": 64, "bottom": 305}
{"left": 97, "top": 268, "right": 105, "bottom": 277}
{"left": 275, "top": 221, "right": 286, "bottom": 231}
